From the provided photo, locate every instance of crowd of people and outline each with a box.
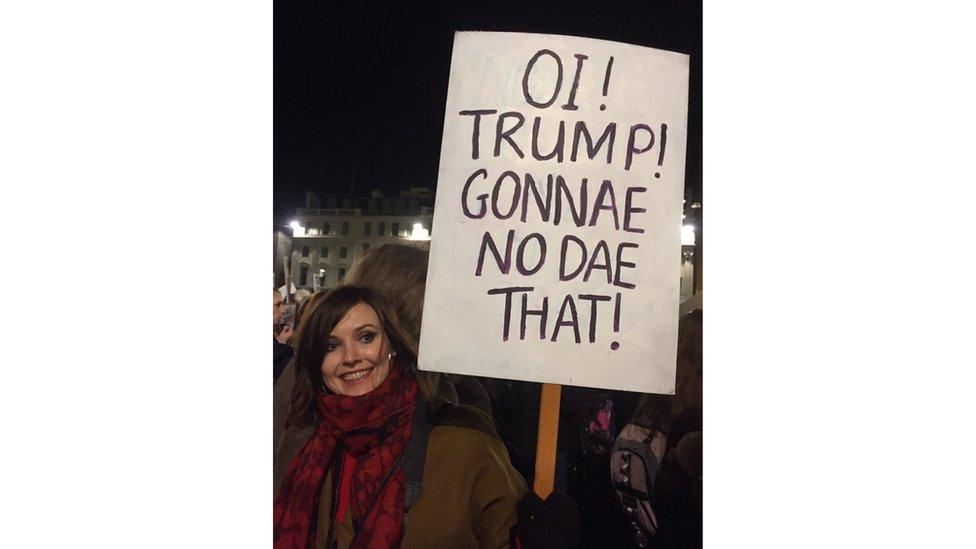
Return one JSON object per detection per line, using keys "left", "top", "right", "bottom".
{"left": 272, "top": 243, "right": 702, "bottom": 548}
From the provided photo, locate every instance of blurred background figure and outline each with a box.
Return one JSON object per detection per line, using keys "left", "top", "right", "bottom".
{"left": 293, "top": 289, "right": 330, "bottom": 341}
{"left": 610, "top": 307, "right": 702, "bottom": 549}
{"left": 652, "top": 308, "right": 702, "bottom": 549}
{"left": 484, "top": 375, "right": 640, "bottom": 547}
{"left": 292, "top": 288, "right": 312, "bottom": 310}
{"left": 273, "top": 288, "right": 294, "bottom": 383}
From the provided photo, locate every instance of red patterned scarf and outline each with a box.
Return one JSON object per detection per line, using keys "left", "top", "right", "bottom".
{"left": 274, "top": 365, "right": 417, "bottom": 548}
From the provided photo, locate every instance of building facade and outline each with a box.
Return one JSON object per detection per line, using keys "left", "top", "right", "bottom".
{"left": 287, "top": 190, "right": 434, "bottom": 291}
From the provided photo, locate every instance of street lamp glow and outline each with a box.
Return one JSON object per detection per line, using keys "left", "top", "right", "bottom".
{"left": 409, "top": 222, "right": 430, "bottom": 241}
{"left": 681, "top": 224, "right": 696, "bottom": 246}
{"left": 289, "top": 220, "right": 301, "bottom": 229}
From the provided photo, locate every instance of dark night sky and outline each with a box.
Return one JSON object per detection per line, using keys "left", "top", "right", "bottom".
{"left": 274, "top": 1, "right": 702, "bottom": 220}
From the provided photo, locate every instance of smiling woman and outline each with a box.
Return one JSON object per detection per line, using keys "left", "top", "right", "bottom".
{"left": 283, "top": 286, "right": 420, "bottom": 428}
{"left": 275, "top": 285, "right": 526, "bottom": 549}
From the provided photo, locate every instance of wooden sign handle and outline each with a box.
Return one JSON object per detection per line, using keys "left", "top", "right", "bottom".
{"left": 533, "top": 383, "right": 562, "bottom": 499}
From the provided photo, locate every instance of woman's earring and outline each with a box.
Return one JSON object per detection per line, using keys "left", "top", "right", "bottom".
{"left": 388, "top": 350, "right": 397, "bottom": 363}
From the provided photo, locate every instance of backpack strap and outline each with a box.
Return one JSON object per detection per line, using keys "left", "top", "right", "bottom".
{"left": 403, "top": 399, "right": 435, "bottom": 510}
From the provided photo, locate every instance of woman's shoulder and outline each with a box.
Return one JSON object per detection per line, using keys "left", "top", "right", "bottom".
{"left": 424, "top": 401, "right": 526, "bottom": 489}
{"left": 430, "top": 400, "right": 499, "bottom": 437}
{"left": 425, "top": 400, "right": 513, "bottom": 461}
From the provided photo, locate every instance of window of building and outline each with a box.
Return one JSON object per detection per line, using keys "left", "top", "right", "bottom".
{"left": 362, "top": 243, "right": 370, "bottom": 252}
{"left": 378, "top": 222, "right": 385, "bottom": 236}
{"left": 301, "top": 246, "right": 309, "bottom": 257}
{"left": 340, "top": 246, "right": 347, "bottom": 259}
{"left": 391, "top": 222, "right": 399, "bottom": 236}
{"left": 338, "top": 267, "right": 346, "bottom": 281}
{"left": 321, "top": 247, "right": 329, "bottom": 258}
{"left": 323, "top": 223, "right": 331, "bottom": 235}
{"left": 341, "top": 222, "right": 349, "bottom": 235}
{"left": 299, "top": 265, "right": 308, "bottom": 286}
{"left": 364, "top": 222, "right": 372, "bottom": 236}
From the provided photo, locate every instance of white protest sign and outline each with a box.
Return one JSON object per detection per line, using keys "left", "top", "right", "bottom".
{"left": 418, "top": 31, "right": 689, "bottom": 394}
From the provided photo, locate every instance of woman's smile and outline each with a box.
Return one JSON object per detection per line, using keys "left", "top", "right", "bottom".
{"left": 339, "top": 367, "right": 374, "bottom": 383}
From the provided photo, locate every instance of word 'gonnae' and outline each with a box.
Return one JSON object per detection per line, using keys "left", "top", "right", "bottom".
{"left": 462, "top": 169, "right": 647, "bottom": 232}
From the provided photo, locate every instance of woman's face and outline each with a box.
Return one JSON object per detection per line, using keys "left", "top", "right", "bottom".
{"left": 320, "top": 302, "right": 393, "bottom": 396}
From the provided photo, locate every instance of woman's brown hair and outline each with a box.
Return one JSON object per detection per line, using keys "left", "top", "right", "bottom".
{"left": 285, "top": 285, "right": 431, "bottom": 429}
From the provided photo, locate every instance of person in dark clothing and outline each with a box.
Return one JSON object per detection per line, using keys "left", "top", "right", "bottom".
{"left": 484, "top": 377, "right": 639, "bottom": 548}
{"left": 651, "top": 407, "right": 702, "bottom": 549}
{"left": 567, "top": 387, "right": 640, "bottom": 548}
{"left": 613, "top": 308, "right": 701, "bottom": 549}
{"left": 274, "top": 336, "right": 293, "bottom": 382}
{"left": 273, "top": 289, "right": 294, "bottom": 383}
{"left": 653, "top": 309, "right": 702, "bottom": 548}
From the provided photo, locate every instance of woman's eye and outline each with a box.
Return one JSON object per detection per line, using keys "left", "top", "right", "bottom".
{"left": 360, "top": 332, "right": 375, "bottom": 343}
{"left": 326, "top": 342, "right": 340, "bottom": 352}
